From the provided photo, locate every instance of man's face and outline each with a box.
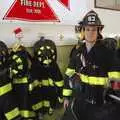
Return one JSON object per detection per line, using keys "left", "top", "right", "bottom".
{"left": 84, "top": 26, "right": 98, "bottom": 43}
{"left": 15, "top": 31, "right": 24, "bottom": 39}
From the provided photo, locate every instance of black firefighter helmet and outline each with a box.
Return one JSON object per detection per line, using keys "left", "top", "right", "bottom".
{"left": 77, "top": 10, "right": 104, "bottom": 40}
{"left": 82, "top": 10, "right": 104, "bottom": 27}
{"left": 33, "top": 37, "right": 57, "bottom": 65}
{"left": 80, "top": 10, "right": 104, "bottom": 30}
{"left": 0, "top": 41, "right": 8, "bottom": 69}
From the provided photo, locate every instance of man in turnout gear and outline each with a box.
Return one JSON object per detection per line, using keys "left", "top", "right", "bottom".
{"left": 104, "top": 37, "right": 120, "bottom": 105}
{"left": 68, "top": 21, "right": 86, "bottom": 95}
{"left": 10, "top": 27, "right": 36, "bottom": 120}
{"left": 0, "top": 40, "right": 21, "bottom": 120}
{"left": 31, "top": 37, "right": 64, "bottom": 118}
{"left": 62, "top": 10, "right": 120, "bottom": 120}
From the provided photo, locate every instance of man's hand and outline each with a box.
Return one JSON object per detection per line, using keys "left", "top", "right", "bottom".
{"left": 64, "top": 99, "right": 69, "bottom": 110}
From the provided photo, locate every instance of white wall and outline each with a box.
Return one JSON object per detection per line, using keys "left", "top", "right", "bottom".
{"left": 87, "top": 0, "right": 120, "bottom": 37}
{"left": 0, "top": 22, "right": 77, "bottom": 47}
{"left": 0, "top": 0, "right": 88, "bottom": 47}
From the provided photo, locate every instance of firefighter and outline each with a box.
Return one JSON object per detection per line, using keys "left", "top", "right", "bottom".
{"left": 10, "top": 27, "right": 36, "bottom": 119}
{"left": 31, "top": 37, "right": 64, "bottom": 117}
{"left": 62, "top": 10, "right": 120, "bottom": 120}
{"left": 0, "top": 40, "right": 21, "bottom": 120}
{"left": 68, "top": 21, "right": 86, "bottom": 95}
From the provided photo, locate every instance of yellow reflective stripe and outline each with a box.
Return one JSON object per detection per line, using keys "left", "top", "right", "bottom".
{"left": 0, "top": 83, "right": 12, "bottom": 96}
{"left": 12, "top": 69, "right": 18, "bottom": 74}
{"left": 43, "top": 100, "right": 50, "bottom": 107}
{"left": 49, "top": 107, "right": 53, "bottom": 114}
{"left": 55, "top": 80, "right": 64, "bottom": 87}
{"left": 42, "top": 79, "right": 55, "bottom": 86}
{"left": 29, "top": 84, "right": 32, "bottom": 91}
{"left": 32, "top": 101, "right": 43, "bottom": 111}
{"left": 40, "top": 46, "right": 44, "bottom": 50}
{"left": 53, "top": 55, "right": 55, "bottom": 59}
{"left": 46, "top": 46, "right": 50, "bottom": 49}
{"left": 80, "top": 73, "right": 107, "bottom": 85}
{"left": 5, "top": 108, "right": 20, "bottom": 120}
{"left": 65, "top": 68, "right": 76, "bottom": 77}
{"left": 39, "top": 81, "right": 42, "bottom": 87}
{"left": 51, "top": 49, "right": 54, "bottom": 53}
{"left": 13, "top": 77, "right": 28, "bottom": 84}
{"left": 18, "top": 65, "right": 23, "bottom": 70}
{"left": 29, "top": 80, "right": 39, "bottom": 91}
{"left": 80, "top": 74, "right": 88, "bottom": 83}
{"left": 38, "top": 51, "right": 41, "bottom": 55}
{"left": 16, "top": 58, "right": 22, "bottom": 63}
{"left": 108, "top": 71, "right": 120, "bottom": 79}
{"left": 58, "top": 97, "right": 64, "bottom": 103}
{"left": 42, "top": 79, "right": 49, "bottom": 86}
{"left": 63, "top": 89, "right": 72, "bottom": 96}
{"left": 88, "top": 76, "right": 108, "bottom": 85}
{"left": 43, "top": 59, "right": 52, "bottom": 64}
{"left": 38, "top": 57, "right": 42, "bottom": 62}
{"left": 12, "top": 55, "right": 18, "bottom": 60}
{"left": 20, "top": 110, "right": 36, "bottom": 118}
{"left": 48, "top": 78, "right": 54, "bottom": 86}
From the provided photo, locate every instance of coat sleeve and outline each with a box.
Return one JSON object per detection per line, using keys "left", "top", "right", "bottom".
{"left": 63, "top": 48, "right": 78, "bottom": 98}
{"left": 108, "top": 50, "right": 120, "bottom": 82}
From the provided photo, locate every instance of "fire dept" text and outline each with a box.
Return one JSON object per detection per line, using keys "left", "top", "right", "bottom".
{"left": 20, "top": 0, "right": 45, "bottom": 8}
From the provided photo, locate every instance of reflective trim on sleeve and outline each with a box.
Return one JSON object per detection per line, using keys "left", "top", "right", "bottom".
{"left": 65, "top": 68, "right": 76, "bottom": 77}
{"left": 48, "top": 78, "right": 54, "bottom": 86}
{"left": 0, "top": 83, "right": 12, "bottom": 96}
{"left": 20, "top": 110, "right": 36, "bottom": 118}
{"left": 29, "top": 80, "right": 40, "bottom": 91}
{"left": 55, "top": 80, "right": 64, "bottom": 87}
{"left": 42, "top": 79, "right": 49, "bottom": 86}
{"left": 12, "top": 69, "right": 18, "bottom": 74}
{"left": 32, "top": 101, "right": 43, "bottom": 111}
{"left": 80, "top": 74, "right": 88, "bottom": 83}
{"left": 108, "top": 71, "right": 120, "bottom": 79}
{"left": 88, "top": 76, "right": 108, "bottom": 85}
{"left": 13, "top": 77, "right": 28, "bottom": 84}
{"left": 63, "top": 89, "right": 72, "bottom": 96}
{"left": 43, "top": 100, "right": 50, "bottom": 107}
{"left": 5, "top": 107, "right": 20, "bottom": 120}
{"left": 80, "top": 73, "right": 108, "bottom": 85}
{"left": 42, "top": 79, "right": 55, "bottom": 86}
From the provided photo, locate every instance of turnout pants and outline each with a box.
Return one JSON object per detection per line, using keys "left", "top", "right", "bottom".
{"left": 62, "top": 96, "right": 120, "bottom": 120}
{"left": 0, "top": 91, "right": 20, "bottom": 120}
